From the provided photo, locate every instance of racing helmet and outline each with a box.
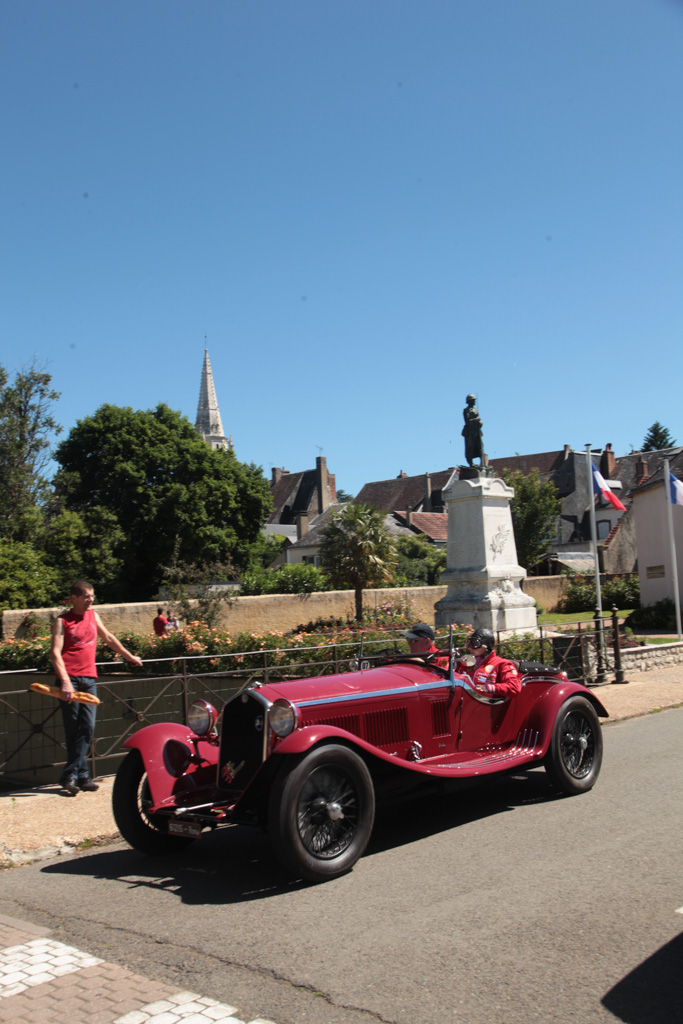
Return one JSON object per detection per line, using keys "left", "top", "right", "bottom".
{"left": 467, "top": 628, "right": 495, "bottom": 652}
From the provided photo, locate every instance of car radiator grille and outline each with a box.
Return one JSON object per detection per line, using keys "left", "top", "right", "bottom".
{"left": 217, "top": 691, "right": 267, "bottom": 796}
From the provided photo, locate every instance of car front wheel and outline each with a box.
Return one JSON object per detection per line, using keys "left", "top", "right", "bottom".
{"left": 113, "top": 749, "right": 196, "bottom": 854}
{"left": 268, "top": 744, "right": 375, "bottom": 882}
{"left": 544, "top": 696, "right": 603, "bottom": 795}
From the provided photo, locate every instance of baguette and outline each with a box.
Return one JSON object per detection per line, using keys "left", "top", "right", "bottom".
{"left": 29, "top": 682, "right": 100, "bottom": 705}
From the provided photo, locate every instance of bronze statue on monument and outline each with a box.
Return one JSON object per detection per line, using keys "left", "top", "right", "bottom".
{"left": 461, "top": 393, "right": 492, "bottom": 478}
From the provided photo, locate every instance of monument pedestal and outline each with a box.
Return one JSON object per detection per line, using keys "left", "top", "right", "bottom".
{"left": 434, "top": 472, "right": 537, "bottom": 633}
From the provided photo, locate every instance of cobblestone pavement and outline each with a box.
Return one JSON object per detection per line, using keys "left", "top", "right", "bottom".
{"left": 0, "top": 915, "right": 275, "bottom": 1024}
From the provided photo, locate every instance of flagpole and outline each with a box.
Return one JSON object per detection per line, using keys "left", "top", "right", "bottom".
{"left": 585, "top": 444, "right": 606, "bottom": 680}
{"left": 663, "top": 458, "right": 683, "bottom": 640}
{"left": 585, "top": 445, "right": 604, "bottom": 618}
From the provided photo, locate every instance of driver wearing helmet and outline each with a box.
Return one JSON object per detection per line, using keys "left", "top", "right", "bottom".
{"left": 457, "top": 628, "right": 521, "bottom": 697}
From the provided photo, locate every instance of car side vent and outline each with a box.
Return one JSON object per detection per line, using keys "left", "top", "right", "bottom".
{"left": 363, "top": 706, "right": 409, "bottom": 747}
{"left": 312, "top": 713, "right": 361, "bottom": 736}
{"left": 431, "top": 699, "right": 451, "bottom": 738}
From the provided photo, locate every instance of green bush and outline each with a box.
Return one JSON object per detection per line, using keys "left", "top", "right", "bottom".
{"left": 238, "top": 563, "right": 334, "bottom": 596}
{"left": 558, "top": 572, "right": 640, "bottom": 613}
{"left": 626, "top": 598, "right": 677, "bottom": 632}
{"left": 0, "top": 613, "right": 475, "bottom": 676}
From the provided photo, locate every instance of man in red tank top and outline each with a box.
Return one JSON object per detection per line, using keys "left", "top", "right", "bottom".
{"left": 52, "top": 580, "right": 143, "bottom": 795}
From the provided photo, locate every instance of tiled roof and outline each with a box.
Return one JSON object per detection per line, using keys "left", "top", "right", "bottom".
{"left": 625, "top": 447, "right": 683, "bottom": 497}
{"left": 487, "top": 450, "right": 568, "bottom": 478}
{"left": 355, "top": 468, "right": 457, "bottom": 512}
{"left": 393, "top": 512, "right": 448, "bottom": 542}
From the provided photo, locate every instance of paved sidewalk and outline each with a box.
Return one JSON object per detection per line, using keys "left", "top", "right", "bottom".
{"left": 0, "top": 913, "right": 275, "bottom": 1024}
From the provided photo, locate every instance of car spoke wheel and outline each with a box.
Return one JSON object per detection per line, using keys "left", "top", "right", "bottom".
{"left": 544, "top": 696, "right": 603, "bottom": 795}
{"left": 113, "top": 749, "right": 196, "bottom": 854}
{"left": 269, "top": 744, "right": 375, "bottom": 882}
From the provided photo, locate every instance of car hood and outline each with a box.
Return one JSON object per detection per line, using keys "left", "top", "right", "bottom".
{"left": 253, "top": 663, "right": 442, "bottom": 707}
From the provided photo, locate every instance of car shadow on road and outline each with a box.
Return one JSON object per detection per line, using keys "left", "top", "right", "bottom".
{"left": 40, "top": 767, "right": 560, "bottom": 903}
{"left": 366, "top": 766, "right": 555, "bottom": 856}
{"left": 602, "top": 930, "right": 683, "bottom": 1023}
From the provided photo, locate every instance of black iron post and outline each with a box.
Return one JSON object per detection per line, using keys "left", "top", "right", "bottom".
{"left": 611, "top": 605, "right": 628, "bottom": 684}
{"left": 593, "top": 607, "right": 607, "bottom": 685}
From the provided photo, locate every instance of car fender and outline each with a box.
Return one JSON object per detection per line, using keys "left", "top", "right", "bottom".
{"left": 525, "top": 681, "right": 608, "bottom": 756}
{"left": 121, "top": 723, "right": 220, "bottom": 809}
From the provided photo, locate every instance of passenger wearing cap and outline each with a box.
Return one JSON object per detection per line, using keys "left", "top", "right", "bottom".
{"left": 402, "top": 623, "right": 449, "bottom": 670}
{"left": 456, "top": 628, "right": 520, "bottom": 697}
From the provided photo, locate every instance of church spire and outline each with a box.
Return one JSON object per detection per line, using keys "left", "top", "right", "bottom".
{"left": 195, "top": 348, "right": 230, "bottom": 450}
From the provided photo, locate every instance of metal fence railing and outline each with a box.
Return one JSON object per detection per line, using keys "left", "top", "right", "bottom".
{"left": 0, "top": 617, "right": 626, "bottom": 786}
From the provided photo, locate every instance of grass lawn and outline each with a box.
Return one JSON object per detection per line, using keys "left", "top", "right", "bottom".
{"left": 537, "top": 610, "right": 633, "bottom": 626}
{"left": 537, "top": 610, "right": 680, "bottom": 645}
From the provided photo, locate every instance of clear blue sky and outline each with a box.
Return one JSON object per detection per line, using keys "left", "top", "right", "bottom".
{"left": 2, "top": 0, "right": 682, "bottom": 497}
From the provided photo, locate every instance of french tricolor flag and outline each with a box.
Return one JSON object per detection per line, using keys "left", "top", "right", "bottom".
{"left": 591, "top": 462, "right": 626, "bottom": 511}
{"left": 669, "top": 472, "right": 683, "bottom": 506}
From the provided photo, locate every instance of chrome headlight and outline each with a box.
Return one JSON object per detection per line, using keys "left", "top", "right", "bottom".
{"left": 269, "top": 698, "right": 298, "bottom": 738}
{"left": 187, "top": 699, "right": 218, "bottom": 737}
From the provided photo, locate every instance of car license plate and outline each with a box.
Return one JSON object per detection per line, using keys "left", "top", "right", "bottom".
{"left": 168, "top": 820, "right": 203, "bottom": 837}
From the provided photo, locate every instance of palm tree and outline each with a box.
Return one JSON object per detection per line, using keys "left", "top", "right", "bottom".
{"left": 319, "top": 503, "right": 397, "bottom": 622}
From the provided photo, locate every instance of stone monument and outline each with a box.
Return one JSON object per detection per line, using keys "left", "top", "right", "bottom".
{"left": 434, "top": 397, "right": 537, "bottom": 633}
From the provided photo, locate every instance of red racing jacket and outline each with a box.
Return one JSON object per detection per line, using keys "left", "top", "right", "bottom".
{"left": 456, "top": 650, "right": 521, "bottom": 697}
{"left": 427, "top": 643, "right": 450, "bottom": 671}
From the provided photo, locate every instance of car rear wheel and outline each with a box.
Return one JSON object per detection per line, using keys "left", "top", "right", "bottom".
{"left": 268, "top": 744, "right": 375, "bottom": 882}
{"left": 544, "top": 696, "right": 603, "bottom": 795}
{"left": 113, "top": 749, "right": 196, "bottom": 854}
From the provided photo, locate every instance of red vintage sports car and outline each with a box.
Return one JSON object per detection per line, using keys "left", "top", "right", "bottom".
{"left": 112, "top": 641, "right": 608, "bottom": 882}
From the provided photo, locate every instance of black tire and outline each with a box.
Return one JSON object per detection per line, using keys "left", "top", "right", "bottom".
{"left": 113, "top": 749, "right": 196, "bottom": 854}
{"left": 268, "top": 744, "right": 375, "bottom": 882}
{"left": 544, "top": 696, "right": 603, "bottom": 795}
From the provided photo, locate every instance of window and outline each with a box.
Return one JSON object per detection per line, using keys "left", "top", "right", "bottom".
{"left": 596, "top": 520, "right": 611, "bottom": 541}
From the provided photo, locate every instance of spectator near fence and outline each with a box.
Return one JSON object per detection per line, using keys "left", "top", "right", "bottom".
{"left": 153, "top": 608, "right": 169, "bottom": 636}
{"left": 52, "top": 580, "right": 143, "bottom": 796}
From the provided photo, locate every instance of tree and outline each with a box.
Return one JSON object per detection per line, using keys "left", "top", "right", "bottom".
{"left": 642, "top": 422, "right": 676, "bottom": 451}
{"left": 395, "top": 534, "right": 446, "bottom": 586}
{"left": 0, "top": 361, "right": 61, "bottom": 542}
{"left": 502, "top": 469, "right": 561, "bottom": 572}
{"left": 54, "top": 403, "right": 273, "bottom": 600}
{"left": 0, "top": 539, "right": 57, "bottom": 611}
{"left": 160, "top": 560, "right": 237, "bottom": 629}
{"left": 335, "top": 489, "right": 354, "bottom": 503}
{"left": 42, "top": 507, "right": 125, "bottom": 601}
{"left": 319, "top": 503, "right": 397, "bottom": 621}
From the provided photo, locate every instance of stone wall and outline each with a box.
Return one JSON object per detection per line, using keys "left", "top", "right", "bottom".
{"left": 619, "top": 641, "right": 683, "bottom": 673}
{"left": 520, "top": 576, "right": 564, "bottom": 612}
{"left": 1, "top": 586, "right": 448, "bottom": 640}
{"left": 1, "top": 576, "right": 566, "bottom": 640}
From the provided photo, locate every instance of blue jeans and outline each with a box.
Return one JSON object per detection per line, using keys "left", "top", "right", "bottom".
{"left": 59, "top": 676, "right": 98, "bottom": 782}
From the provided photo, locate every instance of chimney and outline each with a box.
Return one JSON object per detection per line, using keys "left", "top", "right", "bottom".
{"left": 564, "top": 444, "right": 571, "bottom": 459}
{"left": 316, "top": 456, "right": 329, "bottom": 514}
{"left": 600, "top": 444, "right": 616, "bottom": 480}
{"left": 328, "top": 472, "right": 337, "bottom": 503}
{"left": 405, "top": 510, "right": 413, "bottom": 527}
{"left": 272, "top": 467, "right": 288, "bottom": 485}
{"left": 397, "top": 470, "right": 407, "bottom": 479}
{"left": 423, "top": 472, "right": 432, "bottom": 513}
{"left": 635, "top": 454, "right": 649, "bottom": 481}
{"left": 296, "top": 512, "right": 309, "bottom": 540}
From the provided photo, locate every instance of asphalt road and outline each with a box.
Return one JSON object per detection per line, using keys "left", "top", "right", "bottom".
{"left": 1, "top": 708, "right": 681, "bottom": 1024}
